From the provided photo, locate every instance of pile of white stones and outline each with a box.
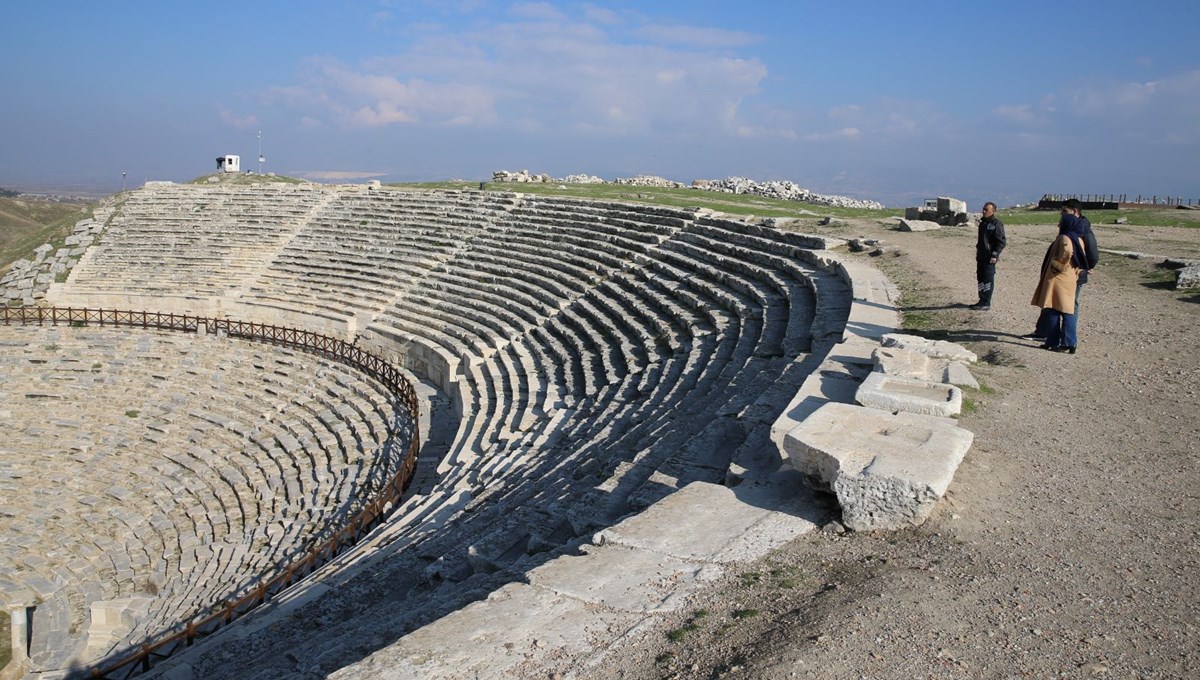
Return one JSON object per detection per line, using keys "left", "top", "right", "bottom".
{"left": 1, "top": 208, "right": 112, "bottom": 305}
{"left": 491, "top": 170, "right": 884, "bottom": 208}
{"left": 557, "top": 173, "right": 606, "bottom": 184}
{"left": 611, "top": 175, "right": 687, "bottom": 188}
{"left": 691, "top": 176, "right": 885, "bottom": 209}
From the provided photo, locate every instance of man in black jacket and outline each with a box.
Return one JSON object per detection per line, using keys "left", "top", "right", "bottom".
{"left": 971, "top": 201, "right": 1006, "bottom": 310}
{"left": 1022, "top": 198, "right": 1100, "bottom": 340}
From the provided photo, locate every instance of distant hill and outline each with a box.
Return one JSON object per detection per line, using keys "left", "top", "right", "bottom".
{"left": 0, "top": 187, "right": 20, "bottom": 198}
{"left": 0, "top": 196, "right": 92, "bottom": 273}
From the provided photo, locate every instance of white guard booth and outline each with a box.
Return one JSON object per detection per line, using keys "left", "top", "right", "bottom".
{"left": 216, "top": 154, "right": 241, "bottom": 173}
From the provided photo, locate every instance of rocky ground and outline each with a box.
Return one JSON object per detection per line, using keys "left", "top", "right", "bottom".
{"left": 591, "top": 216, "right": 1200, "bottom": 679}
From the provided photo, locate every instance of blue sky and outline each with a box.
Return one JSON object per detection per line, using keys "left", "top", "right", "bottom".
{"left": 3, "top": 1, "right": 1198, "bottom": 207}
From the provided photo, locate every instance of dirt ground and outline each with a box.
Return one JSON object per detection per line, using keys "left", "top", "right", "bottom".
{"left": 595, "top": 217, "right": 1200, "bottom": 679}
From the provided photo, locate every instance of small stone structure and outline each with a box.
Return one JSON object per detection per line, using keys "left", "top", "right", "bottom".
{"left": 785, "top": 402, "right": 973, "bottom": 530}
{"left": 781, "top": 331, "right": 978, "bottom": 532}
{"left": 215, "top": 154, "right": 240, "bottom": 173}
{"left": 904, "top": 196, "right": 968, "bottom": 226}
{"left": 1, "top": 209, "right": 111, "bottom": 305}
{"left": 1177, "top": 265, "right": 1200, "bottom": 290}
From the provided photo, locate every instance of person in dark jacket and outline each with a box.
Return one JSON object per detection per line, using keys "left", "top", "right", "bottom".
{"left": 1022, "top": 198, "right": 1100, "bottom": 340}
{"left": 971, "top": 201, "right": 1006, "bottom": 310}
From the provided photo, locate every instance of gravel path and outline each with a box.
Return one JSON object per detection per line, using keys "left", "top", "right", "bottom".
{"left": 597, "top": 217, "right": 1200, "bottom": 679}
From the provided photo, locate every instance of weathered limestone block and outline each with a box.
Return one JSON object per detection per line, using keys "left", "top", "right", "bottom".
{"left": 86, "top": 597, "right": 154, "bottom": 659}
{"left": 855, "top": 371, "right": 963, "bottom": 417}
{"left": 881, "top": 333, "right": 978, "bottom": 363}
{"left": 33, "top": 244, "right": 54, "bottom": 261}
{"left": 898, "top": 218, "right": 941, "bottom": 232}
{"left": 784, "top": 402, "right": 973, "bottom": 531}
{"left": 1176, "top": 265, "right": 1200, "bottom": 290}
{"left": 872, "top": 346, "right": 979, "bottom": 389}
{"left": 937, "top": 197, "right": 967, "bottom": 215}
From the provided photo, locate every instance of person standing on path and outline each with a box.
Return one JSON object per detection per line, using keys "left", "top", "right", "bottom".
{"left": 1021, "top": 198, "right": 1100, "bottom": 340}
{"left": 1031, "top": 212, "right": 1088, "bottom": 353}
{"left": 972, "top": 201, "right": 1006, "bottom": 310}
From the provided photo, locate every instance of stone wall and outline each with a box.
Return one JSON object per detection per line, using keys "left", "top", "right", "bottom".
{"left": 1, "top": 208, "right": 113, "bottom": 306}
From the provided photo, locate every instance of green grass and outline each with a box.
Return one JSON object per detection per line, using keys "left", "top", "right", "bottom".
{"left": 188, "top": 173, "right": 307, "bottom": 186}
{"left": 0, "top": 609, "right": 9, "bottom": 670}
{"left": 960, "top": 397, "right": 979, "bottom": 416}
{"left": 666, "top": 609, "right": 710, "bottom": 642}
{"left": 0, "top": 197, "right": 92, "bottom": 274}
{"left": 998, "top": 207, "right": 1200, "bottom": 229}
{"left": 125, "top": 409, "right": 140, "bottom": 418}
{"left": 732, "top": 608, "right": 760, "bottom": 619}
{"left": 389, "top": 180, "right": 905, "bottom": 221}
{"left": 739, "top": 571, "right": 763, "bottom": 587}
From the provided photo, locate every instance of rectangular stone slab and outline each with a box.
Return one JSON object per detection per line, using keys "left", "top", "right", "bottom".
{"left": 784, "top": 402, "right": 973, "bottom": 531}
{"left": 855, "top": 371, "right": 963, "bottom": 417}
{"left": 593, "top": 480, "right": 819, "bottom": 564}
{"left": 871, "top": 345, "right": 979, "bottom": 389}
{"left": 327, "top": 582, "right": 640, "bottom": 680}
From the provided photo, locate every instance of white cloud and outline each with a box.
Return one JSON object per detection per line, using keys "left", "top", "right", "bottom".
{"left": 508, "top": 2, "right": 566, "bottom": 21}
{"left": 634, "top": 24, "right": 762, "bottom": 48}
{"left": 270, "top": 9, "right": 769, "bottom": 137}
{"left": 810, "top": 99, "right": 943, "bottom": 141}
{"left": 992, "top": 104, "right": 1039, "bottom": 125}
{"left": 1067, "top": 69, "right": 1200, "bottom": 120}
{"left": 582, "top": 4, "right": 620, "bottom": 25}
{"left": 295, "top": 57, "right": 497, "bottom": 127}
{"left": 217, "top": 107, "right": 259, "bottom": 129}
{"left": 803, "top": 127, "right": 860, "bottom": 142}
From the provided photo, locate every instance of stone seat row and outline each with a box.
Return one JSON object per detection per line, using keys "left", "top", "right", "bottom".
{"left": 360, "top": 224, "right": 827, "bottom": 567}
{"left": 45, "top": 185, "right": 845, "bottom": 613}
{"left": 0, "top": 325, "right": 414, "bottom": 668}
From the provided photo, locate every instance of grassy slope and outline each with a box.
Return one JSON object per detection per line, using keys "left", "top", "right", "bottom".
{"left": 395, "top": 182, "right": 1200, "bottom": 229}
{"left": 0, "top": 197, "right": 92, "bottom": 274}
{"left": 3, "top": 179, "right": 1193, "bottom": 276}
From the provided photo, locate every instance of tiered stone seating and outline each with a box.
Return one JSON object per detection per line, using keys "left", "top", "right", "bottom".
{"left": 353, "top": 196, "right": 850, "bottom": 585}
{"left": 240, "top": 187, "right": 520, "bottom": 324}
{"left": 0, "top": 325, "right": 412, "bottom": 668}
{"left": 22, "top": 184, "right": 859, "bottom": 676}
{"left": 65, "top": 183, "right": 331, "bottom": 297}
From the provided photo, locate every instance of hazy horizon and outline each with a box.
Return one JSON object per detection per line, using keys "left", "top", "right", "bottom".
{"left": 3, "top": 1, "right": 1198, "bottom": 210}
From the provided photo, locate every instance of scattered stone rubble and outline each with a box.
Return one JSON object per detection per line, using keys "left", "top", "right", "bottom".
{"left": 1165, "top": 258, "right": 1200, "bottom": 290}
{"left": 904, "top": 196, "right": 970, "bottom": 226}
{"left": 784, "top": 332, "right": 978, "bottom": 531}
{"left": 612, "top": 175, "right": 687, "bottom": 188}
{"left": 491, "top": 170, "right": 884, "bottom": 209}
{"left": 1103, "top": 250, "right": 1200, "bottom": 291}
{"left": 491, "top": 169, "right": 555, "bottom": 183}
{"left": 1, "top": 208, "right": 111, "bottom": 305}
{"left": 692, "top": 176, "right": 884, "bottom": 209}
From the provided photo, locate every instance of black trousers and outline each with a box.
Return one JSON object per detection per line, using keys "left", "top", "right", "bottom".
{"left": 976, "top": 259, "right": 996, "bottom": 304}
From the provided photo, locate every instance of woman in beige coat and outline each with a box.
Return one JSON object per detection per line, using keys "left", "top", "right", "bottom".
{"left": 1031, "top": 213, "right": 1087, "bottom": 353}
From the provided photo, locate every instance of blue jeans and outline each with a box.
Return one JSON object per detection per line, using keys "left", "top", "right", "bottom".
{"left": 1044, "top": 308, "right": 1077, "bottom": 349}
{"left": 1036, "top": 282, "right": 1085, "bottom": 338}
